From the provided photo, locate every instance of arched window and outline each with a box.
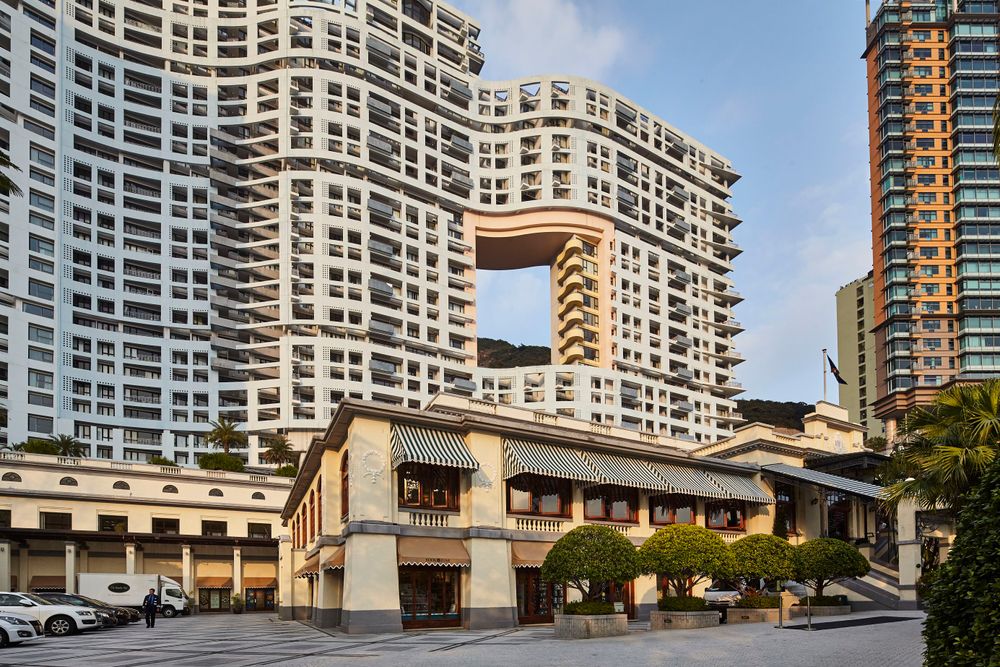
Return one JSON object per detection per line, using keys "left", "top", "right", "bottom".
{"left": 308, "top": 490, "right": 315, "bottom": 541}
{"left": 316, "top": 476, "right": 322, "bottom": 535}
{"left": 2, "top": 472, "right": 21, "bottom": 482}
{"left": 209, "top": 488, "right": 224, "bottom": 497}
{"left": 162, "top": 484, "right": 178, "bottom": 494}
{"left": 252, "top": 491, "right": 265, "bottom": 500}
{"left": 59, "top": 476, "right": 78, "bottom": 487}
{"left": 341, "top": 452, "right": 349, "bottom": 518}
{"left": 113, "top": 481, "right": 130, "bottom": 490}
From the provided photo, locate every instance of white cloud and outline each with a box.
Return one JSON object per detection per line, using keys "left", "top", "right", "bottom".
{"left": 452, "top": 0, "right": 632, "bottom": 83}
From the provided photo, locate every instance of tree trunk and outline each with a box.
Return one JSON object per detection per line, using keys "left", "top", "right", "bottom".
{"left": 815, "top": 581, "right": 825, "bottom": 597}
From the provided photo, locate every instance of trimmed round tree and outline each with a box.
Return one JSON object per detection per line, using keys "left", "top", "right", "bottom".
{"left": 639, "top": 524, "right": 734, "bottom": 598}
{"left": 924, "top": 460, "right": 1000, "bottom": 666}
{"left": 792, "top": 538, "right": 870, "bottom": 597}
{"left": 540, "top": 525, "right": 641, "bottom": 603}
{"left": 731, "top": 533, "right": 795, "bottom": 594}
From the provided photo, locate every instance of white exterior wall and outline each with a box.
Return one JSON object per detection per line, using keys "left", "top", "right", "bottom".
{"left": 0, "top": 0, "right": 743, "bottom": 463}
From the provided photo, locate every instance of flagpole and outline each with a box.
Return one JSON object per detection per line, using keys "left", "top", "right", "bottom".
{"left": 822, "top": 348, "right": 827, "bottom": 402}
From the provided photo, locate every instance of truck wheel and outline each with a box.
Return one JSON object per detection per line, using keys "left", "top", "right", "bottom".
{"left": 161, "top": 606, "right": 177, "bottom": 618}
{"left": 46, "top": 616, "right": 75, "bottom": 637}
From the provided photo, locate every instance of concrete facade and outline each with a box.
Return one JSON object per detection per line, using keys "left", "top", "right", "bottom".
{"left": 836, "top": 271, "right": 883, "bottom": 438}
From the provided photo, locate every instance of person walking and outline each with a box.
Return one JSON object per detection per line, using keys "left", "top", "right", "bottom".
{"left": 142, "top": 588, "right": 159, "bottom": 628}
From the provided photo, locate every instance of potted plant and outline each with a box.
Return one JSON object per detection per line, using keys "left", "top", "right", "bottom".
{"left": 639, "top": 525, "right": 733, "bottom": 630}
{"left": 789, "top": 538, "right": 869, "bottom": 617}
{"left": 541, "top": 525, "right": 641, "bottom": 639}
{"left": 727, "top": 534, "right": 795, "bottom": 624}
{"left": 230, "top": 593, "right": 244, "bottom": 615}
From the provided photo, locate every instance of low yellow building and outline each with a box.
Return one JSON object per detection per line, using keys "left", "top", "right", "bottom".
{"left": 0, "top": 452, "right": 291, "bottom": 613}
{"left": 279, "top": 396, "right": 888, "bottom": 632}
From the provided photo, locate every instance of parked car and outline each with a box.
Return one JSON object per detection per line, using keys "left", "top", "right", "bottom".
{"left": 39, "top": 593, "right": 135, "bottom": 626}
{"left": 703, "top": 580, "right": 742, "bottom": 607}
{"left": 0, "top": 611, "right": 43, "bottom": 648}
{"left": 0, "top": 593, "right": 99, "bottom": 636}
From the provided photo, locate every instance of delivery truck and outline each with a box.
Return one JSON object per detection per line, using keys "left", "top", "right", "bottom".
{"left": 77, "top": 573, "right": 191, "bottom": 617}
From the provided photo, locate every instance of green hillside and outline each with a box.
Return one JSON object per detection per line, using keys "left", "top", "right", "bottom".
{"left": 735, "top": 399, "right": 812, "bottom": 430}
{"left": 477, "top": 337, "right": 551, "bottom": 368}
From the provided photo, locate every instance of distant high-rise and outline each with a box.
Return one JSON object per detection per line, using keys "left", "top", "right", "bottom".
{"left": 0, "top": 0, "right": 744, "bottom": 464}
{"left": 864, "top": 0, "right": 1000, "bottom": 437}
{"left": 836, "top": 270, "right": 884, "bottom": 437}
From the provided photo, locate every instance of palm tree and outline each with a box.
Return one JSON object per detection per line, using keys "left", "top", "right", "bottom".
{"left": 48, "top": 434, "right": 85, "bottom": 458}
{"left": 0, "top": 150, "right": 20, "bottom": 198}
{"left": 260, "top": 435, "right": 298, "bottom": 466}
{"left": 881, "top": 380, "right": 1000, "bottom": 512}
{"left": 206, "top": 417, "right": 246, "bottom": 455}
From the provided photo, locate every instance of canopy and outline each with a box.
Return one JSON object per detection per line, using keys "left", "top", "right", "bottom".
{"left": 293, "top": 554, "right": 319, "bottom": 579}
{"left": 321, "top": 546, "right": 346, "bottom": 571}
{"left": 29, "top": 576, "right": 65, "bottom": 591}
{"left": 762, "top": 463, "right": 884, "bottom": 500}
{"left": 196, "top": 577, "right": 233, "bottom": 589}
{"left": 390, "top": 423, "right": 478, "bottom": 470}
{"left": 645, "top": 461, "right": 730, "bottom": 499}
{"left": 582, "top": 450, "right": 670, "bottom": 491}
{"left": 703, "top": 470, "right": 775, "bottom": 504}
{"left": 503, "top": 438, "right": 600, "bottom": 482}
{"left": 242, "top": 577, "right": 277, "bottom": 589}
{"left": 397, "top": 537, "right": 470, "bottom": 567}
{"left": 511, "top": 541, "right": 554, "bottom": 568}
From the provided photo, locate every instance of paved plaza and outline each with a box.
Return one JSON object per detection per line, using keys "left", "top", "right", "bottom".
{"left": 0, "top": 611, "right": 924, "bottom": 667}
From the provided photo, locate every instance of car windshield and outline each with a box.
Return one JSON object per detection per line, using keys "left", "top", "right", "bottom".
{"left": 708, "top": 581, "right": 739, "bottom": 591}
{"left": 78, "top": 596, "right": 109, "bottom": 608}
{"left": 21, "top": 594, "right": 53, "bottom": 605}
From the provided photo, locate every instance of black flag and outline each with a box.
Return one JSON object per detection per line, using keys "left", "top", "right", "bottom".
{"left": 827, "top": 355, "right": 847, "bottom": 385}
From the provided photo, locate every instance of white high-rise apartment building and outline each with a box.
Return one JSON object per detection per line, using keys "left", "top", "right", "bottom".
{"left": 0, "top": 0, "right": 744, "bottom": 464}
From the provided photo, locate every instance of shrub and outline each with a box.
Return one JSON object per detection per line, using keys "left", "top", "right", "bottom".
{"left": 734, "top": 594, "right": 779, "bottom": 609}
{"left": 792, "top": 538, "right": 870, "bottom": 597}
{"left": 198, "top": 452, "right": 245, "bottom": 472}
{"left": 148, "top": 455, "right": 178, "bottom": 467}
{"left": 798, "top": 595, "right": 847, "bottom": 607}
{"left": 638, "top": 524, "right": 734, "bottom": 597}
{"left": 730, "top": 534, "right": 795, "bottom": 593}
{"left": 274, "top": 464, "right": 298, "bottom": 478}
{"left": 541, "top": 525, "right": 641, "bottom": 602}
{"left": 657, "top": 596, "right": 709, "bottom": 612}
{"left": 771, "top": 505, "right": 789, "bottom": 540}
{"left": 924, "top": 459, "right": 1000, "bottom": 666}
{"left": 563, "top": 601, "right": 615, "bottom": 616}
{"left": 14, "top": 438, "right": 60, "bottom": 455}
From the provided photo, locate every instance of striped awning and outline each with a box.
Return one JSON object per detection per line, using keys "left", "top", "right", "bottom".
{"left": 390, "top": 423, "right": 478, "bottom": 470}
{"left": 397, "top": 537, "right": 470, "bottom": 567}
{"left": 503, "top": 438, "right": 600, "bottom": 482}
{"left": 29, "top": 576, "right": 65, "bottom": 591}
{"left": 763, "top": 463, "right": 884, "bottom": 500}
{"left": 197, "top": 577, "right": 233, "bottom": 589}
{"left": 511, "top": 541, "right": 555, "bottom": 568}
{"left": 704, "top": 470, "right": 775, "bottom": 504}
{"left": 321, "top": 546, "right": 345, "bottom": 571}
{"left": 294, "top": 554, "right": 319, "bottom": 579}
{"left": 645, "top": 461, "right": 729, "bottom": 499}
{"left": 582, "top": 451, "right": 671, "bottom": 491}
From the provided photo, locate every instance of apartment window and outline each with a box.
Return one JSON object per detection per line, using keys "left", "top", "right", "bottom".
{"left": 28, "top": 325, "right": 53, "bottom": 345}
{"left": 201, "top": 520, "right": 227, "bottom": 537}
{"left": 27, "top": 391, "right": 53, "bottom": 407}
{"left": 27, "top": 414, "right": 52, "bottom": 434}
{"left": 584, "top": 485, "right": 638, "bottom": 523}
{"left": 28, "top": 348, "right": 53, "bottom": 363}
{"left": 98, "top": 515, "right": 128, "bottom": 532}
{"left": 649, "top": 494, "right": 696, "bottom": 525}
{"left": 248, "top": 522, "right": 271, "bottom": 539}
{"left": 706, "top": 500, "right": 746, "bottom": 531}
{"left": 28, "top": 235, "right": 54, "bottom": 257}
{"left": 40, "top": 512, "right": 72, "bottom": 530}
{"left": 397, "top": 463, "right": 459, "bottom": 511}
{"left": 28, "top": 279, "right": 53, "bottom": 301}
{"left": 152, "top": 517, "right": 180, "bottom": 534}
{"left": 28, "top": 370, "right": 53, "bottom": 390}
{"left": 506, "top": 474, "right": 571, "bottom": 516}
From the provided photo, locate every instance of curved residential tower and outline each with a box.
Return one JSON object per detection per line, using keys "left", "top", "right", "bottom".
{"left": 0, "top": 0, "right": 743, "bottom": 463}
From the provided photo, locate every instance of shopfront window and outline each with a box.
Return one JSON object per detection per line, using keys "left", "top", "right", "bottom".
{"left": 706, "top": 500, "right": 746, "bottom": 530}
{"left": 583, "top": 485, "right": 638, "bottom": 523}
{"left": 398, "top": 567, "right": 460, "bottom": 628}
{"left": 506, "top": 474, "right": 571, "bottom": 516}
{"left": 649, "top": 494, "right": 695, "bottom": 525}
{"left": 397, "top": 463, "right": 459, "bottom": 511}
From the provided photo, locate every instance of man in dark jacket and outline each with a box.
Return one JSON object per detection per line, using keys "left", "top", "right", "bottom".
{"left": 142, "top": 588, "right": 158, "bottom": 628}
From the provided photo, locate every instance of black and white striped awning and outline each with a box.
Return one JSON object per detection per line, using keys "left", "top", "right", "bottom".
{"left": 582, "top": 450, "right": 671, "bottom": 491}
{"left": 503, "top": 438, "right": 600, "bottom": 482}
{"left": 704, "top": 470, "right": 775, "bottom": 504}
{"left": 645, "top": 461, "right": 730, "bottom": 499}
{"left": 762, "top": 463, "right": 884, "bottom": 500}
{"left": 390, "top": 423, "right": 479, "bottom": 470}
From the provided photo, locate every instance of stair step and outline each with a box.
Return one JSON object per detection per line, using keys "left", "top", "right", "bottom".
{"left": 865, "top": 568, "right": 899, "bottom": 586}
{"left": 837, "top": 577, "right": 899, "bottom": 610}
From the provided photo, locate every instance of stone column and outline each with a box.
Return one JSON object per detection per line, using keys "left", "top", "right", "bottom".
{"left": 125, "top": 542, "right": 137, "bottom": 575}
{"left": 64, "top": 542, "right": 77, "bottom": 594}
{"left": 181, "top": 544, "right": 193, "bottom": 594}
{"left": 232, "top": 547, "right": 242, "bottom": 600}
{"left": 0, "top": 540, "right": 10, "bottom": 591}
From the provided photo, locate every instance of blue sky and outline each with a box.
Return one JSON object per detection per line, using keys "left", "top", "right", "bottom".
{"left": 452, "top": 0, "right": 873, "bottom": 402}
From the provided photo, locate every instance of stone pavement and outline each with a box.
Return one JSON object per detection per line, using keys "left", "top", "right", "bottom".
{"left": 0, "top": 610, "right": 925, "bottom": 667}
